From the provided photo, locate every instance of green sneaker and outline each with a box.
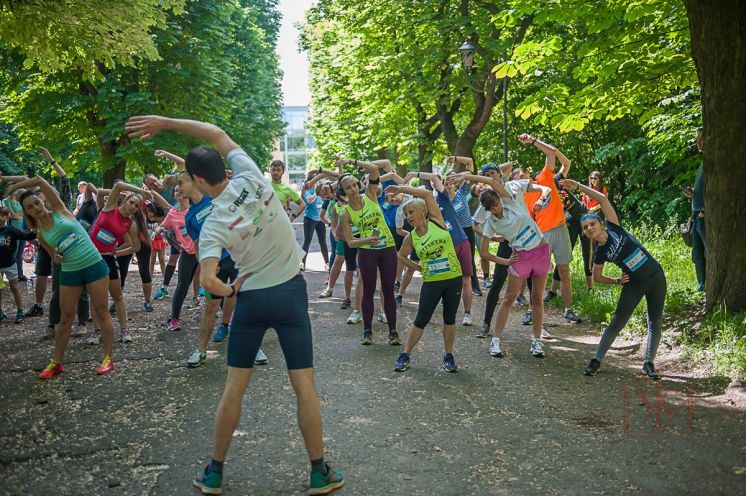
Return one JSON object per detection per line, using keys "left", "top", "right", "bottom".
{"left": 309, "top": 463, "right": 344, "bottom": 495}
{"left": 193, "top": 465, "right": 222, "bottom": 494}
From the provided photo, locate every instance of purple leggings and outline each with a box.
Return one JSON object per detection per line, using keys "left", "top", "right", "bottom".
{"left": 357, "top": 246, "right": 397, "bottom": 331}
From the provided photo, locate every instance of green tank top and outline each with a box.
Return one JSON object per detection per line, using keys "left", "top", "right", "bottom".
{"left": 411, "top": 220, "right": 462, "bottom": 282}
{"left": 40, "top": 212, "right": 102, "bottom": 272}
{"left": 346, "top": 195, "right": 394, "bottom": 249}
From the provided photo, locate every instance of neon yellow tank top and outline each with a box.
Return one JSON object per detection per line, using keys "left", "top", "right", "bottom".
{"left": 411, "top": 221, "right": 462, "bottom": 282}
{"left": 346, "top": 195, "right": 393, "bottom": 249}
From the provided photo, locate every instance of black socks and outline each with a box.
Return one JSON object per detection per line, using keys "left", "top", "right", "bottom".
{"left": 311, "top": 458, "right": 328, "bottom": 474}
{"left": 208, "top": 459, "right": 223, "bottom": 473}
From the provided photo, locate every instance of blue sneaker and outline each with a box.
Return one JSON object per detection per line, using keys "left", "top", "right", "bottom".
{"left": 154, "top": 287, "right": 169, "bottom": 300}
{"left": 193, "top": 465, "right": 222, "bottom": 494}
{"left": 442, "top": 352, "right": 458, "bottom": 372}
{"left": 198, "top": 287, "right": 205, "bottom": 297}
{"left": 309, "top": 463, "right": 344, "bottom": 495}
{"left": 393, "top": 352, "right": 410, "bottom": 372}
{"left": 212, "top": 324, "right": 230, "bottom": 342}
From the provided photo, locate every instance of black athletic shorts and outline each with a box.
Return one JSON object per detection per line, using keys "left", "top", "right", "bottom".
{"left": 342, "top": 241, "right": 358, "bottom": 271}
{"left": 102, "top": 254, "right": 119, "bottom": 280}
{"left": 228, "top": 274, "right": 313, "bottom": 370}
{"left": 208, "top": 256, "right": 240, "bottom": 301}
{"left": 36, "top": 246, "right": 52, "bottom": 277}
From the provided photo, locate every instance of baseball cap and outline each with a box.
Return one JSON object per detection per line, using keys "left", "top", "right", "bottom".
{"left": 481, "top": 163, "right": 499, "bottom": 174}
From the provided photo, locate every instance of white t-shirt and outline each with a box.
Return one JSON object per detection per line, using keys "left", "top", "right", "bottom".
{"left": 475, "top": 180, "right": 544, "bottom": 251}
{"left": 198, "top": 149, "right": 303, "bottom": 291}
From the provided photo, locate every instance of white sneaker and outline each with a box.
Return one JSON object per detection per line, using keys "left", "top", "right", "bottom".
{"left": 347, "top": 309, "right": 362, "bottom": 325}
{"left": 120, "top": 330, "right": 133, "bottom": 343}
{"left": 515, "top": 294, "right": 528, "bottom": 306}
{"left": 540, "top": 328, "right": 555, "bottom": 340}
{"left": 377, "top": 312, "right": 387, "bottom": 324}
{"left": 489, "top": 337, "right": 504, "bottom": 357}
{"left": 462, "top": 313, "right": 473, "bottom": 326}
{"left": 530, "top": 339, "right": 545, "bottom": 358}
{"left": 254, "top": 348, "right": 268, "bottom": 365}
{"left": 319, "top": 287, "right": 333, "bottom": 298}
{"left": 87, "top": 330, "right": 100, "bottom": 345}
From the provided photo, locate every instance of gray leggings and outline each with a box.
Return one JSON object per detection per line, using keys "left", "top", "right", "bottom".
{"left": 171, "top": 252, "right": 198, "bottom": 320}
{"left": 595, "top": 269, "right": 666, "bottom": 362}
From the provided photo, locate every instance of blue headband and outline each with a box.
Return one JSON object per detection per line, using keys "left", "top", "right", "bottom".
{"left": 580, "top": 213, "right": 602, "bottom": 223}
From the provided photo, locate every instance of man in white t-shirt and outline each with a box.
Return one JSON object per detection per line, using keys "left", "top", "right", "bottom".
{"left": 125, "top": 115, "right": 344, "bottom": 496}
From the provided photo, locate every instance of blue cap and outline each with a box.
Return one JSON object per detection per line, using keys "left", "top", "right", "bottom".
{"left": 481, "top": 163, "right": 499, "bottom": 174}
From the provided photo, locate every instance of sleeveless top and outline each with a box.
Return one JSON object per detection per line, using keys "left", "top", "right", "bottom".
{"left": 346, "top": 195, "right": 394, "bottom": 250}
{"left": 89, "top": 209, "right": 132, "bottom": 255}
{"left": 410, "top": 220, "right": 462, "bottom": 282}
{"left": 40, "top": 212, "right": 102, "bottom": 272}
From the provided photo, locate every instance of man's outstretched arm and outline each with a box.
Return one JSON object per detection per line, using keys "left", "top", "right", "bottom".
{"left": 126, "top": 116, "right": 240, "bottom": 158}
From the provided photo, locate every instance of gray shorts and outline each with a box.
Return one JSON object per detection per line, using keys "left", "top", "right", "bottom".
{"left": 543, "top": 225, "right": 573, "bottom": 265}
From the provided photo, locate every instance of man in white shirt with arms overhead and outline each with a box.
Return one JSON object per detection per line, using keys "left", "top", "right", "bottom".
{"left": 125, "top": 115, "right": 344, "bottom": 496}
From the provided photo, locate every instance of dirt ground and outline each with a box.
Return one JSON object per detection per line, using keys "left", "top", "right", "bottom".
{"left": 1, "top": 226, "right": 745, "bottom": 495}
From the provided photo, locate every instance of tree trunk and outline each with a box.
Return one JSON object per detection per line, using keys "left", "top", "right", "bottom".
{"left": 101, "top": 139, "right": 127, "bottom": 186}
{"left": 685, "top": 0, "right": 746, "bottom": 312}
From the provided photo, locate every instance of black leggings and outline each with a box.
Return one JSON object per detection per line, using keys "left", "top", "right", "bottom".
{"left": 117, "top": 244, "right": 153, "bottom": 288}
{"left": 301, "top": 217, "right": 328, "bottom": 264}
{"left": 483, "top": 241, "right": 512, "bottom": 326}
{"left": 171, "top": 252, "right": 199, "bottom": 320}
{"left": 552, "top": 221, "right": 592, "bottom": 281}
{"left": 463, "top": 226, "right": 480, "bottom": 289}
{"left": 595, "top": 269, "right": 667, "bottom": 362}
{"left": 414, "top": 277, "right": 463, "bottom": 329}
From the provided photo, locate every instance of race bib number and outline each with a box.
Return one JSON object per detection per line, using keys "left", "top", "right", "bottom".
{"left": 427, "top": 257, "right": 451, "bottom": 274}
{"left": 180, "top": 225, "right": 188, "bottom": 237}
{"left": 515, "top": 225, "right": 539, "bottom": 248}
{"left": 95, "top": 228, "right": 116, "bottom": 246}
{"left": 195, "top": 205, "right": 213, "bottom": 223}
{"left": 623, "top": 247, "right": 648, "bottom": 272}
{"left": 371, "top": 235, "right": 387, "bottom": 249}
{"left": 58, "top": 232, "right": 81, "bottom": 254}
{"left": 445, "top": 220, "right": 453, "bottom": 231}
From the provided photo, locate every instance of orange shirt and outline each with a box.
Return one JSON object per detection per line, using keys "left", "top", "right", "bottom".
{"left": 523, "top": 165, "right": 565, "bottom": 233}
{"left": 582, "top": 187, "right": 608, "bottom": 211}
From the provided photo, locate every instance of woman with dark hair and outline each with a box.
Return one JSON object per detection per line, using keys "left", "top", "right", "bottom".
{"left": 300, "top": 173, "right": 329, "bottom": 271}
{"left": 146, "top": 203, "right": 168, "bottom": 279}
{"left": 87, "top": 181, "right": 153, "bottom": 343}
{"left": 113, "top": 195, "right": 153, "bottom": 311}
{"left": 337, "top": 158, "right": 399, "bottom": 346}
{"left": 582, "top": 171, "right": 608, "bottom": 215}
{"left": 560, "top": 178, "right": 666, "bottom": 380}
{"left": 5, "top": 177, "right": 115, "bottom": 378}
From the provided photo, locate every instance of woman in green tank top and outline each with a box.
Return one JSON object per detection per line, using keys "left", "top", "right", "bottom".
{"left": 384, "top": 184, "right": 462, "bottom": 373}
{"left": 6, "top": 176, "right": 116, "bottom": 379}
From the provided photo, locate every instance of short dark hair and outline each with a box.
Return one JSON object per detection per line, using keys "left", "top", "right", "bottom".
{"left": 270, "top": 160, "right": 285, "bottom": 170}
{"left": 0, "top": 206, "right": 10, "bottom": 216}
{"left": 479, "top": 189, "right": 500, "bottom": 210}
{"left": 185, "top": 146, "right": 226, "bottom": 186}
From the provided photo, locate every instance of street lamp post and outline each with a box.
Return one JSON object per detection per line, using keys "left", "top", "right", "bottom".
{"left": 458, "top": 40, "right": 509, "bottom": 162}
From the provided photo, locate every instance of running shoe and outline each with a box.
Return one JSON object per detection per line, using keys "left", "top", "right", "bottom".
{"left": 120, "top": 330, "right": 133, "bottom": 343}
{"left": 25, "top": 303, "right": 44, "bottom": 317}
{"left": 308, "top": 463, "right": 344, "bottom": 495}
{"left": 186, "top": 297, "right": 200, "bottom": 309}
{"left": 388, "top": 331, "right": 401, "bottom": 346}
{"left": 530, "top": 339, "right": 545, "bottom": 358}
{"left": 584, "top": 358, "right": 601, "bottom": 376}
{"left": 395, "top": 294, "right": 402, "bottom": 307}
{"left": 193, "top": 465, "right": 222, "bottom": 495}
{"left": 377, "top": 312, "right": 387, "bottom": 324}
{"left": 154, "top": 287, "right": 169, "bottom": 300}
{"left": 394, "top": 280, "right": 400, "bottom": 293}
{"left": 476, "top": 322, "right": 491, "bottom": 339}
{"left": 472, "top": 286, "right": 483, "bottom": 297}
{"left": 489, "top": 337, "right": 504, "bottom": 357}
{"left": 212, "top": 323, "right": 230, "bottom": 342}
{"left": 340, "top": 298, "right": 352, "bottom": 310}
{"left": 563, "top": 308, "right": 582, "bottom": 323}
{"left": 483, "top": 276, "right": 492, "bottom": 289}
{"left": 393, "top": 352, "right": 410, "bottom": 372}
{"left": 87, "top": 330, "right": 100, "bottom": 345}
{"left": 96, "top": 355, "right": 114, "bottom": 374}
{"left": 15, "top": 309, "right": 24, "bottom": 324}
{"left": 522, "top": 310, "right": 532, "bottom": 326}
{"left": 462, "top": 312, "right": 473, "bottom": 326}
{"left": 254, "top": 348, "right": 268, "bottom": 365}
{"left": 543, "top": 290, "right": 558, "bottom": 303}
{"left": 540, "top": 328, "right": 555, "bottom": 340}
{"left": 360, "top": 329, "right": 373, "bottom": 345}
{"left": 198, "top": 287, "right": 205, "bottom": 297}
{"left": 442, "top": 352, "right": 458, "bottom": 373}
{"left": 319, "top": 287, "right": 333, "bottom": 298}
{"left": 169, "top": 318, "right": 182, "bottom": 332}
{"left": 187, "top": 350, "right": 207, "bottom": 368}
{"left": 346, "top": 309, "right": 361, "bottom": 325}
{"left": 642, "top": 361, "right": 661, "bottom": 380}
{"left": 143, "top": 301, "right": 154, "bottom": 312}
{"left": 38, "top": 359, "right": 64, "bottom": 379}
{"left": 515, "top": 294, "right": 528, "bottom": 306}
